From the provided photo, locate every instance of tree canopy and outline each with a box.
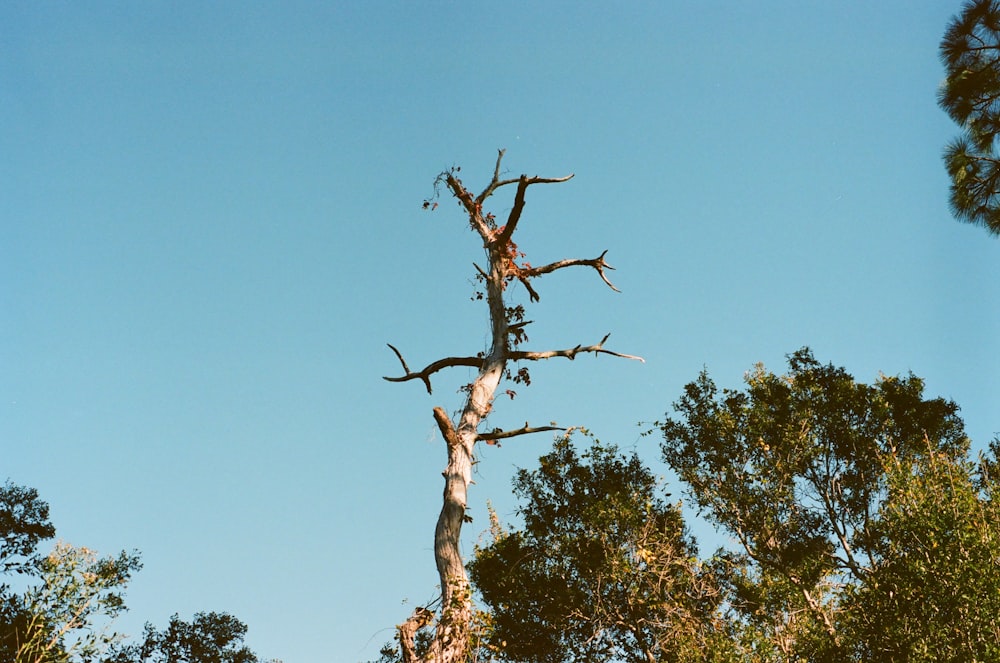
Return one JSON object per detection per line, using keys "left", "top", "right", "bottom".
{"left": 470, "top": 435, "right": 733, "bottom": 663}
{"left": 466, "top": 349, "right": 1000, "bottom": 662}
{"left": 0, "top": 480, "right": 276, "bottom": 663}
{"left": 657, "top": 348, "right": 998, "bottom": 660}
{"left": 106, "top": 612, "right": 263, "bottom": 663}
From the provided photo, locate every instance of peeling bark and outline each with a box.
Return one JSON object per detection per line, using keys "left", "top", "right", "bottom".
{"left": 387, "top": 151, "right": 642, "bottom": 662}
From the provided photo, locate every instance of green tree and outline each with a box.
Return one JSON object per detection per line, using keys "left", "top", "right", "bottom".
{"left": 105, "top": 612, "right": 266, "bottom": 663}
{"left": 837, "top": 443, "right": 1000, "bottom": 661}
{"left": 0, "top": 482, "right": 57, "bottom": 661}
{"left": 470, "top": 435, "right": 734, "bottom": 663}
{"left": 16, "top": 541, "right": 142, "bottom": 663}
{"left": 656, "top": 348, "right": 994, "bottom": 661}
{"left": 939, "top": 0, "right": 1000, "bottom": 234}
{"left": 0, "top": 481, "right": 277, "bottom": 663}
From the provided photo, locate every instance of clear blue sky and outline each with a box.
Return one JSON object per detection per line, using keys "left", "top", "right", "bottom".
{"left": 2, "top": 2, "right": 997, "bottom": 661}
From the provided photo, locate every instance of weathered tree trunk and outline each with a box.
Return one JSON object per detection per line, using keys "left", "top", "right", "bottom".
{"left": 386, "top": 151, "right": 641, "bottom": 662}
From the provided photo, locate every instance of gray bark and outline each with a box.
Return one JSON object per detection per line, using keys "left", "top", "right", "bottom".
{"left": 386, "top": 151, "right": 641, "bottom": 662}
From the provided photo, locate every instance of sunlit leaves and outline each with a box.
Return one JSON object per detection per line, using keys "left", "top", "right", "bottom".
{"left": 471, "top": 435, "right": 733, "bottom": 663}
{"left": 0, "top": 483, "right": 273, "bottom": 663}
{"left": 16, "top": 541, "right": 142, "bottom": 663}
{"left": 838, "top": 448, "right": 1000, "bottom": 661}
{"left": 657, "top": 348, "right": 979, "bottom": 660}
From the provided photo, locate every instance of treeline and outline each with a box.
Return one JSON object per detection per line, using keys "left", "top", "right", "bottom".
{"left": 377, "top": 349, "right": 1000, "bottom": 662}
{"left": 0, "top": 482, "right": 276, "bottom": 663}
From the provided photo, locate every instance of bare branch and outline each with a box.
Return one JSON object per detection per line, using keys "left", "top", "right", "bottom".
{"left": 386, "top": 343, "right": 414, "bottom": 374}
{"left": 522, "top": 250, "right": 621, "bottom": 293}
{"left": 508, "top": 333, "right": 645, "bottom": 363}
{"left": 516, "top": 274, "right": 542, "bottom": 302}
{"left": 383, "top": 344, "right": 484, "bottom": 394}
{"left": 444, "top": 172, "right": 492, "bottom": 240}
{"left": 476, "top": 149, "right": 520, "bottom": 204}
{"left": 530, "top": 174, "right": 575, "bottom": 184}
{"left": 494, "top": 173, "right": 575, "bottom": 248}
{"left": 476, "top": 162, "right": 574, "bottom": 212}
{"left": 496, "top": 176, "right": 529, "bottom": 247}
{"left": 491, "top": 149, "right": 504, "bottom": 184}
{"left": 477, "top": 177, "right": 523, "bottom": 205}
{"left": 477, "top": 422, "right": 567, "bottom": 442}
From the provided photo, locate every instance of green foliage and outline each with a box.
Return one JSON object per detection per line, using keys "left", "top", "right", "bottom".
{"left": 0, "top": 480, "right": 276, "bottom": 663}
{"left": 16, "top": 541, "right": 142, "bottom": 663}
{"left": 0, "top": 482, "right": 56, "bottom": 661}
{"left": 657, "top": 348, "right": 994, "bottom": 661}
{"left": 838, "top": 446, "right": 1000, "bottom": 661}
{"left": 470, "top": 434, "right": 735, "bottom": 663}
{"left": 105, "top": 612, "right": 269, "bottom": 663}
{"left": 939, "top": 0, "right": 1000, "bottom": 234}
{"left": 385, "top": 348, "right": 998, "bottom": 662}
{"left": 0, "top": 482, "right": 56, "bottom": 577}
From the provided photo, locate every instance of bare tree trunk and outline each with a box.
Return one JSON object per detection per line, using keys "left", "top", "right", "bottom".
{"left": 386, "top": 151, "right": 641, "bottom": 662}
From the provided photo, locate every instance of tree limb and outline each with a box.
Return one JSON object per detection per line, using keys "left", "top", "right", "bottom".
{"left": 473, "top": 149, "right": 573, "bottom": 207}
{"left": 443, "top": 149, "right": 574, "bottom": 264}
{"left": 475, "top": 149, "right": 521, "bottom": 205}
{"left": 444, "top": 173, "right": 492, "bottom": 239}
{"left": 383, "top": 344, "right": 484, "bottom": 394}
{"left": 508, "top": 334, "right": 645, "bottom": 363}
{"left": 521, "top": 250, "right": 621, "bottom": 293}
{"left": 516, "top": 274, "right": 542, "bottom": 302}
{"left": 494, "top": 173, "right": 575, "bottom": 249}
{"left": 477, "top": 422, "right": 567, "bottom": 442}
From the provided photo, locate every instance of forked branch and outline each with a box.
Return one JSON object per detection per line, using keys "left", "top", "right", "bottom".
{"left": 475, "top": 149, "right": 519, "bottom": 205}
{"left": 516, "top": 250, "right": 621, "bottom": 301}
{"left": 474, "top": 149, "right": 574, "bottom": 210}
{"left": 383, "top": 344, "right": 484, "bottom": 394}
{"left": 508, "top": 334, "right": 645, "bottom": 363}
{"left": 494, "top": 172, "right": 574, "bottom": 248}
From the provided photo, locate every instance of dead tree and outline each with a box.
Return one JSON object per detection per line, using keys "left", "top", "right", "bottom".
{"left": 384, "top": 150, "right": 643, "bottom": 663}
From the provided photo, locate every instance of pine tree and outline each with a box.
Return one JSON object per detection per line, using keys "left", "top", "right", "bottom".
{"left": 940, "top": 0, "right": 1000, "bottom": 235}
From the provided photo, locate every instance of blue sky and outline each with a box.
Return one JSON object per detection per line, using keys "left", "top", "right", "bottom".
{"left": 2, "top": 2, "right": 997, "bottom": 661}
